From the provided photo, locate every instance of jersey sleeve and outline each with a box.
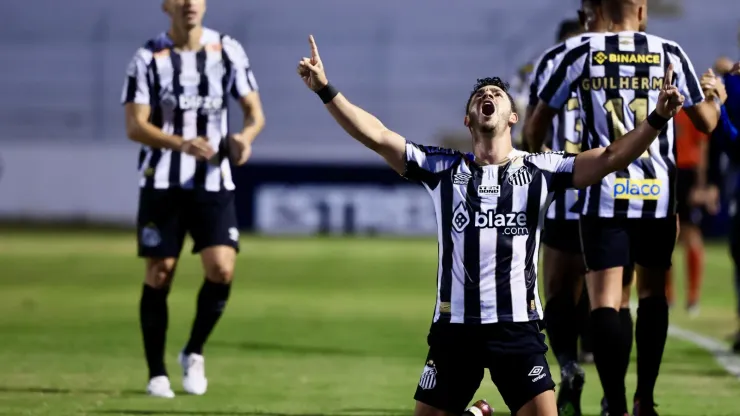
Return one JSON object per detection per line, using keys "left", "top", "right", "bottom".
{"left": 537, "top": 42, "right": 590, "bottom": 110}
{"left": 663, "top": 43, "right": 705, "bottom": 107}
{"left": 528, "top": 46, "right": 561, "bottom": 108}
{"left": 222, "top": 36, "right": 259, "bottom": 99}
{"left": 525, "top": 151, "right": 576, "bottom": 192}
{"left": 403, "top": 142, "right": 459, "bottom": 188}
{"left": 121, "top": 48, "right": 152, "bottom": 105}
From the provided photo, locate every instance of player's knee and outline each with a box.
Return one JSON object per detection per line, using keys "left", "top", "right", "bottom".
{"left": 145, "top": 258, "right": 177, "bottom": 288}
{"left": 205, "top": 261, "right": 234, "bottom": 284}
{"left": 635, "top": 266, "right": 667, "bottom": 299}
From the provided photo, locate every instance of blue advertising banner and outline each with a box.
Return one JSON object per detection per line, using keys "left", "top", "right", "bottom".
{"left": 233, "top": 163, "right": 437, "bottom": 236}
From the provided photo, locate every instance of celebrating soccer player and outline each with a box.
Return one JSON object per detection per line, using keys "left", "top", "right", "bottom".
{"left": 525, "top": 2, "right": 610, "bottom": 415}
{"left": 298, "top": 32, "right": 684, "bottom": 416}
{"left": 121, "top": 0, "right": 265, "bottom": 398}
{"left": 526, "top": 0, "right": 721, "bottom": 414}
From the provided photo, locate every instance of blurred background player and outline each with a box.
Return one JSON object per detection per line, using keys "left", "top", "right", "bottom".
{"left": 121, "top": 0, "right": 265, "bottom": 398}
{"left": 527, "top": 0, "right": 721, "bottom": 413}
{"left": 524, "top": 4, "right": 607, "bottom": 415}
{"left": 666, "top": 109, "right": 712, "bottom": 315}
{"left": 708, "top": 58, "right": 740, "bottom": 353}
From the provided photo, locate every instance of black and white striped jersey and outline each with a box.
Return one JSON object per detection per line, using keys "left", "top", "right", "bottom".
{"left": 528, "top": 33, "right": 596, "bottom": 221}
{"left": 403, "top": 142, "right": 576, "bottom": 324}
{"left": 538, "top": 31, "right": 704, "bottom": 219}
{"left": 121, "top": 28, "right": 258, "bottom": 192}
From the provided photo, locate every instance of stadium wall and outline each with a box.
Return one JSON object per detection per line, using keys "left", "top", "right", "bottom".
{"left": 0, "top": 143, "right": 732, "bottom": 237}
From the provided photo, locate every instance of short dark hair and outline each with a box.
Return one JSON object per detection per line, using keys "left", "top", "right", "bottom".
{"left": 556, "top": 19, "right": 582, "bottom": 42}
{"left": 465, "top": 77, "right": 518, "bottom": 116}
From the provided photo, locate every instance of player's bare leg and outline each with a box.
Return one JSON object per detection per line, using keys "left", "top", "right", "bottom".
{"left": 543, "top": 245, "right": 586, "bottom": 416}
{"left": 632, "top": 265, "right": 669, "bottom": 416}
{"left": 179, "top": 245, "right": 236, "bottom": 395}
{"left": 142, "top": 257, "right": 178, "bottom": 398}
{"left": 586, "top": 267, "right": 628, "bottom": 416}
{"left": 515, "top": 390, "right": 558, "bottom": 416}
{"left": 414, "top": 402, "right": 456, "bottom": 416}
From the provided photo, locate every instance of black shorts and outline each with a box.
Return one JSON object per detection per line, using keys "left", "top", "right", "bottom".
{"left": 578, "top": 215, "right": 677, "bottom": 272}
{"left": 413, "top": 322, "right": 555, "bottom": 414}
{"left": 136, "top": 188, "right": 240, "bottom": 258}
{"left": 542, "top": 219, "right": 581, "bottom": 253}
{"left": 676, "top": 168, "right": 703, "bottom": 225}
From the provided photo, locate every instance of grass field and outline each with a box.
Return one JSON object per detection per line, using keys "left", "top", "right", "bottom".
{"left": 0, "top": 230, "right": 739, "bottom": 416}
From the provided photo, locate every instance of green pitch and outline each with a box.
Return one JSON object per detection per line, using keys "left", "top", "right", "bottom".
{"left": 0, "top": 231, "right": 738, "bottom": 415}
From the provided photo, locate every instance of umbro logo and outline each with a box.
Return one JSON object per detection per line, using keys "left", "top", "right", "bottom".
{"left": 453, "top": 172, "right": 472, "bottom": 185}
{"left": 528, "top": 365, "right": 547, "bottom": 383}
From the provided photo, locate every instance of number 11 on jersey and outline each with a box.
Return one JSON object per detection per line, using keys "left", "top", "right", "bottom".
{"left": 603, "top": 97, "right": 651, "bottom": 159}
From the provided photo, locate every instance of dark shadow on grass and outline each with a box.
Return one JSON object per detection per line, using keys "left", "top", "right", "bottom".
{"left": 93, "top": 411, "right": 327, "bottom": 416}
{"left": 210, "top": 340, "right": 372, "bottom": 357}
{"left": 0, "top": 386, "right": 141, "bottom": 396}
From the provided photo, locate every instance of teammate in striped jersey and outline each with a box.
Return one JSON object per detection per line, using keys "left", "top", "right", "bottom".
{"left": 297, "top": 34, "right": 684, "bottom": 416}
{"left": 525, "top": 3, "right": 609, "bottom": 414}
{"left": 526, "top": 0, "right": 722, "bottom": 414}
{"left": 121, "top": 0, "right": 265, "bottom": 398}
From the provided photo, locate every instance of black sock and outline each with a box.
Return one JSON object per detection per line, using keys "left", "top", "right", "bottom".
{"left": 140, "top": 284, "right": 170, "bottom": 379}
{"left": 591, "top": 307, "right": 627, "bottom": 415}
{"left": 635, "top": 296, "right": 669, "bottom": 405}
{"left": 577, "top": 290, "right": 592, "bottom": 354}
{"left": 619, "top": 308, "right": 634, "bottom": 379}
{"left": 545, "top": 295, "right": 579, "bottom": 366}
{"left": 184, "top": 280, "right": 232, "bottom": 355}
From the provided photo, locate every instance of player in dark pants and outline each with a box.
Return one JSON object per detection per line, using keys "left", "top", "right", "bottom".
{"left": 299, "top": 31, "right": 685, "bottom": 416}
{"left": 527, "top": 7, "right": 609, "bottom": 415}
{"left": 526, "top": 0, "right": 722, "bottom": 413}
{"left": 122, "top": 0, "right": 265, "bottom": 398}
{"left": 708, "top": 60, "right": 740, "bottom": 353}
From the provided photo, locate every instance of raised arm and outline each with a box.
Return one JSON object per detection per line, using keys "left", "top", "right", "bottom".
{"left": 571, "top": 64, "right": 684, "bottom": 188}
{"left": 665, "top": 43, "right": 720, "bottom": 134}
{"left": 296, "top": 35, "right": 406, "bottom": 174}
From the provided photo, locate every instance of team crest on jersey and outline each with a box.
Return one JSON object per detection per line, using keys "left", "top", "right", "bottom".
{"left": 452, "top": 172, "right": 472, "bottom": 185}
{"left": 418, "top": 360, "right": 437, "bottom": 390}
{"left": 141, "top": 224, "right": 162, "bottom": 247}
{"left": 507, "top": 167, "right": 533, "bottom": 186}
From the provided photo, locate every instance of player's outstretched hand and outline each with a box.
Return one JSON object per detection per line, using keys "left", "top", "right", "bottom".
{"left": 655, "top": 64, "right": 684, "bottom": 119}
{"left": 228, "top": 133, "right": 252, "bottom": 166}
{"left": 297, "top": 35, "right": 328, "bottom": 92}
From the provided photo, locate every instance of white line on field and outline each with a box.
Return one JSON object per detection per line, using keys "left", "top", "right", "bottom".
{"left": 667, "top": 326, "right": 740, "bottom": 379}
{"left": 628, "top": 302, "right": 740, "bottom": 380}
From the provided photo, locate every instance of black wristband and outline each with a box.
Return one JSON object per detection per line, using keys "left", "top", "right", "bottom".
{"left": 316, "top": 83, "right": 339, "bottom": 104}
{"left": 646, "top": 111, "right": 669, "bottom": 130}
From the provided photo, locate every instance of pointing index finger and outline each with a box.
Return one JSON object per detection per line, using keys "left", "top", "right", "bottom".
{"left": 664, "top": 63, "right": 674, "bottom": 89}
{"left": 309, "top": 34, "right": 320, "bottom": 59}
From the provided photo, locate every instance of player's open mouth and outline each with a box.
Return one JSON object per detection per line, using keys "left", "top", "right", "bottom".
{"left": 481, "top": 100, "right": 495, "bottom": 116}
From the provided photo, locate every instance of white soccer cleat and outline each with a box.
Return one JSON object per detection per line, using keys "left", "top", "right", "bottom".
{"left": 179, "top": 352, "right": 208, "bottom": 395}
{"left": 146, "top": 375, "right": 175, "bottom": 398}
